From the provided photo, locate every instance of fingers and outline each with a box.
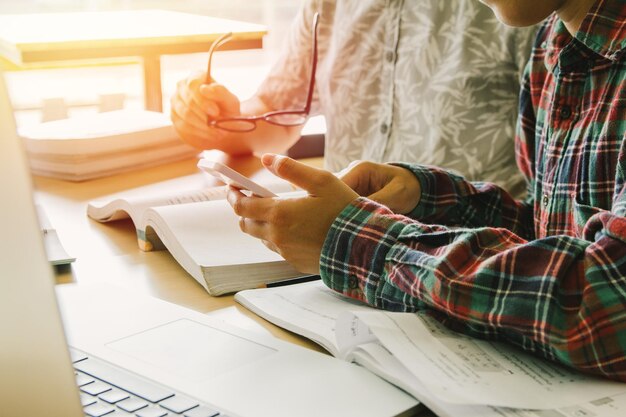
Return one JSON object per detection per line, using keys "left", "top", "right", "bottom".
{"left": 178, "top": 73, "right": 216, "bottom": 120}
{"left": 367, "top": 184, "right": 400, "bottom": 207}
{"left": 337, "top": 160, "right": 398, "bottom": 198}
{"left": 199, "top": 84, "right": 241, "bottom": 118}
{"left": 227, "top": 187, "right": 276, "bottom": 222}
{"left": 171, "top": 97, "right": 224, "bottom": 149}
{"left": 238, "top": 216, "right": 270, "bottom": 241}
{"left": 170, "top": 76, "right": 213, "bottom": 148}
{"left": 170, "top": 71, "right": 244, "bottom": 149}
{"left": 261, "top": 154, "right": 338, "bottom": 195}
{"left": 171, "top": 72, "right": 239, "bottom": 125}
{"left": 229, "top": 188, "right": 280, "bottom": 248}
{"left": 171, "top": 90, "right": 210, "bottom": 132}
{"left": 337, "top": 160, "right": 367, "bottom": 193}
{"left": 367, "top": 171, "right": 422, "bottom": 214}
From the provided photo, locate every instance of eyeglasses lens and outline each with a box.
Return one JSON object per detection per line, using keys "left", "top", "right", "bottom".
{"left": 212, "top": 119, "right": 257, "bottom": 132}
{"left": 265, "top": 113, "right": 308, "bottom": 126}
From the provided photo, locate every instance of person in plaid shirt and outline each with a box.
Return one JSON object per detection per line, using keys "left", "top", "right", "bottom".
{"left": 226, "top": 0, "right": 626, "bottom": 381}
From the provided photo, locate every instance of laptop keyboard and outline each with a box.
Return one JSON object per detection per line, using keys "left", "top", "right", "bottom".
{"left": 70, "top": 348, "right": 230, "bottom": 417}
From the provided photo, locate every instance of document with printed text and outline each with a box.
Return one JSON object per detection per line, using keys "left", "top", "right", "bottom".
{"left": 236, "top": 281, "right": 626, "bottom": 415}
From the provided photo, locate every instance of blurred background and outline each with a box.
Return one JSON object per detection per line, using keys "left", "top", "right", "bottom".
{"left": 0, "top": 0, "right": 302, "bottom": 128}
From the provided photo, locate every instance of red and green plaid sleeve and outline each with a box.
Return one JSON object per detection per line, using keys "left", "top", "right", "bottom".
{"left": 394, "top": 162, "right": 535, "bottom": 239}
{"left": 320, "top": 0, "right": 626, "bottom": 382}
{"left": 321, "top": 189, "right": 626, "bottom": 381}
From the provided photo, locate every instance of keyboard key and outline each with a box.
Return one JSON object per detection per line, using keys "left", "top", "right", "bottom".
{"left": 159, "top": 395, "right": 199, "bottom": 413}
{"left": 136, "top": 406, "right": 169, "bottom": 417}
{"left": 75, "top": 357, "right": 174, "bottom": 402}
{"left": 84, "top": 402, "right": 116, "bottom": 417}
{"left": 80, "top": 392, "right": 97, "bottom": 407}
{"left": 117, "top": 397, "right": 149, "bottom": 413}
{"left": 76, "top": 372, "right": 95, "bottom": 386}
{"left": 184, "top": 406, "right": 220, "bottom": 417}
{"left": 110, "top": 411, "right": 134, "bottom": 417}
{"left": 99, "top": 389, "right": 130, "bottom": 404}
{"left": 69, "top": 348, "right": 88, "bottom": 363}
{"left": 81, "top": 381, "right": 112, "bottom": 396}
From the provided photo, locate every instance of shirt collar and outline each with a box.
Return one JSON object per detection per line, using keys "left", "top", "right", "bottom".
{"left": 544, "top": 0, "right": 626, "bottom": 70}
{"left": 575, "top": 0, "right": 626, "bottom": 60}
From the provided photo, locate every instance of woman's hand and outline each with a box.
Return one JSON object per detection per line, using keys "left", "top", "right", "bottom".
{"left": 338, "top": 160, "right": 421, "bottom": 214}
{"left": 226, "top": 154, "right": 359, "bottom": 274}
{"left": 170, "top": 70, "right": 242, "bottom": 149}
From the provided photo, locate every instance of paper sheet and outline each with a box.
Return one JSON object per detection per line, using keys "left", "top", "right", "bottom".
{"left": 337, "top": 325, "right": 626, "bottom": 417}
{"left": 236, "top": 281, "right": 375, "bottom": 356}
{"left": 351, "top": 310, "right": 626, "bottom": 410}
{"left": 237, "top": 282, "right": 626, "bottom": 414}
{"left": 335, "top": 310, "right": 378, "bottom": 357}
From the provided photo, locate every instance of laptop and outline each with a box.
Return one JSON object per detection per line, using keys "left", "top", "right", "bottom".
{"left": 0, "top": 70, "right": 419, "bottom": 417}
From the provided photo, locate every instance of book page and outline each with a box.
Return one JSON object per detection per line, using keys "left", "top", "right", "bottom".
{"left": 352, "top": 310, "right": 626, "bottom": 410}
{"left": 87, "top": 174, "right": 298, "bottom": 226}
{"left": 134, "top": 187, "right": 232, "bottom": 249}
{"left": 334, "top": 309, "right": 378, "bottom": 357}
{"left": 351, "top": 339, "right": 626, "bottom": 417}
{"left": 146, "top": 199, "right": 286, "bottom": 266}
{"left": 143, "top": 198, "right": 302, "bottom": 294}
{"left": 88, "top": 186, "right": 229, "bottom": 224}
{"left": 235, "top": 280, "right": 376, "bottom": 357}
{"left": 237, "top": 283, "right": 626, "bottom": 415}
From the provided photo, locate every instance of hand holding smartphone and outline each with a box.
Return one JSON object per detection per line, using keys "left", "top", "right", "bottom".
{"left": 197, "top": 159, "right": 277, "bottom": 197}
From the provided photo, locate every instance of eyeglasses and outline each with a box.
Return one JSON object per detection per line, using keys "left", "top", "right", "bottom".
{"left": 206, "top": 12, "right": 319, "bottom": 132}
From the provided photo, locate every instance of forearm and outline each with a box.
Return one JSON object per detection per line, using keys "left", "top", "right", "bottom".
{"left": 397, "top": 163, "right": 534, "bottom": 238}
{"left": 321, "top": 198, "right": 626, "bottom": 381}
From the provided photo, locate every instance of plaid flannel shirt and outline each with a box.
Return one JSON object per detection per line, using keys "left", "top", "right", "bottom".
{"left": 320, "top": 0, "right": 626, "bottom": 381}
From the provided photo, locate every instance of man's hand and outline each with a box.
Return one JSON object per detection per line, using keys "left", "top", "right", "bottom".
{"left": 338, "top": 160, "right": 421, "bottom": 214}
{"left": 226, "top": 154, "right": 359, "bottom": 274}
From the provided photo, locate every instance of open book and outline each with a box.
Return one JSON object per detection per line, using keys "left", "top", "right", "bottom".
{"left": 87, "top": 177, "right": 305, "bottom": 295}
{"left": 235, "top": 281, "right": 626, "bottom": 417}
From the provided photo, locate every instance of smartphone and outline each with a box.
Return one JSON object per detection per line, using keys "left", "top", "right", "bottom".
{"left": 197, "top": 159, "right": 277, "bottom": 198}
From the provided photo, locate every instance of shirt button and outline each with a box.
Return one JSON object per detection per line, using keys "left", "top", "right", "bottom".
{"left": 542, "top": 193, "right": 549, "bottom": 207}
{"left": 380, "top": 123, "right": 389, "bottom": 134}
{"left": 560, "top": 105, "right": 572, "bottom": 120}
{"left": 385, "top": 51, "right": 395, "bottom": 63}
{"left": 348, "top": 276, "right": 358, "bottom": 289}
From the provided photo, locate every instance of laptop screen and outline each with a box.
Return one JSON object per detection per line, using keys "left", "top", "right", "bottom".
{"left": 0, "top": 70, "right": 83, "bottom": 416}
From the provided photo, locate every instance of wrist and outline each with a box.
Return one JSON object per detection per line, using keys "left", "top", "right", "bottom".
{"left": 390, "top": 163, "right": 435, "bottom": 219}
{"left": 388, "top": 162, "right": 423, "bottom": 213}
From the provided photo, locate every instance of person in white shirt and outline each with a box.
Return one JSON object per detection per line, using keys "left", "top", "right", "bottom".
{"left": 170, "top": 0, "right": 537, "bottom": 195}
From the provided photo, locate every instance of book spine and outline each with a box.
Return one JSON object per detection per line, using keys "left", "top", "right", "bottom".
{"left": 136, "top": 229, "right": 153, "bottom": 251}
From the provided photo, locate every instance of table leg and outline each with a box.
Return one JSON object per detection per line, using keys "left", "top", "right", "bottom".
{"left": 142, "top": 54, "right": 162, "bottom": 112}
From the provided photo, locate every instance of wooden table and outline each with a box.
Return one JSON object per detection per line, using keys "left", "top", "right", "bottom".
{"left": 34, "top": 151, "right": 323, "bottom": 349}
{"left": 34, "top": 152, "right": 431, "bottom": 417}
{"left": 0, "top": 10, "right": 266, "bottom": 112}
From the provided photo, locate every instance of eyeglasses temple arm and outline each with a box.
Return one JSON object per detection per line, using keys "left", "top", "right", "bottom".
{"left": 303, "top": 13, "right": 319, "bottom": 114}
{"left": 206, "top": 32, "right": 233, "bottom": 84}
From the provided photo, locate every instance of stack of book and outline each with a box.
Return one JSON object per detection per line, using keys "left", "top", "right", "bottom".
{"left": 19, "top": 109, "right": 199, "bottom": 181}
